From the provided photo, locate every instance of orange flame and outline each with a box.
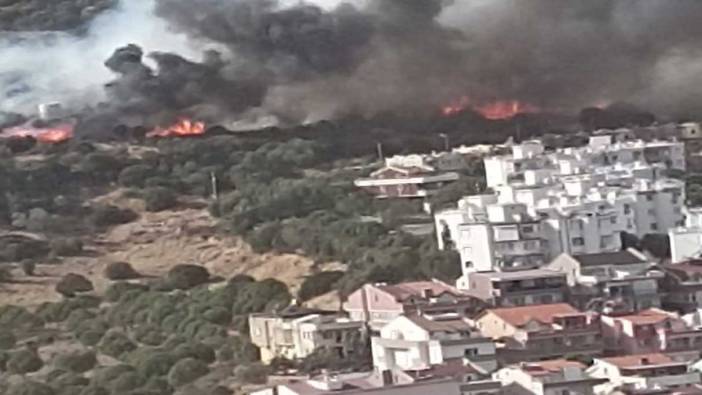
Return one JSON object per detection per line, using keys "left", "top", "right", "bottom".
{"left": 148, "top": 118, "right": 206, "bottom": 138}
{"left": 2, "top": 123, "right": 74, "bottom": 144}
{"left": 442, "top": 96, "right": 539, "bottom": 120}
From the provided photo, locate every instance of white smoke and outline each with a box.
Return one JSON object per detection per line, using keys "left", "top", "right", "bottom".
{"left": 0, "top": 0, "right": 197, "bottom": 116}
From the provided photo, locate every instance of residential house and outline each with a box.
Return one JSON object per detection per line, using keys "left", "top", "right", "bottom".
{"left": 589, "top": 353, "right": 702, "bottom": 395}
{"left": 547, "top": 249, "right": 662, "bottom": 312}
{"left": 660, "top": 261, "right": 702, "bottom": 314}
{"left": 601, "top": 308, "right": 702, "bottom": 360}
{"left": 460, "top": 269, "right": 568, "bottom": 306}
{"left": 371, "top": 314, "right": 497, "bottom": 374}
{"left": 495, "top": 359, "right": 607, "bottom": 395}
{"left": 343, "top": 280, "right": 486, "bottom": 332}
{"left": 249, "top": 307, "right": 364, "bottom": 363}
{"left": 249, "top": 372, "right": 463, "bottom": 395}
{"left": 354, "top": 164, "right": 459, "bottom": 199}
{"left": 475, "top": 303, "right": 604, "bottom": 364}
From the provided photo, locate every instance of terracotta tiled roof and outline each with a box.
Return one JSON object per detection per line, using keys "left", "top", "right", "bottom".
{"left": 613, "top": 308, "right": 674, "bottom": 326}
{"left": 601, "top": 353, "right": 677, "bottom": 369}
{"left": 406, "top": 315, "right": 472, "bottom": 333}
{"left": 484, "top": 303, "right": 581, "bottom": 327}
{"left": 378, "top": 281, "right": 463, "bottom": 302}
{"left": 520, "top": 359, "right": 585, "bottom": 376}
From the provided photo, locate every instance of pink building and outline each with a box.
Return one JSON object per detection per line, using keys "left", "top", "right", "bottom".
{"left": 343, "top": 280, "right": 486, "bottom": 331}
{"left": 601, "top": 308, "right": 702, "bottom": 360}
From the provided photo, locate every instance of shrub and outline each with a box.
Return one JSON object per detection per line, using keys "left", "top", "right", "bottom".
{"left": 56, "top": 274, "right": 93, "bottom": 297}
{"left": 144, "top": 187, "right": 177, "bottom": 212}
{"left": 7, "top": 349, "right": 44, "bottom": 374}
{"left": 90, "top": 205, "right": 138, "bottom": 228}
{"left": 0, "top": 305, "right": 44, "bottom": 330}
{"left": 98, "top": 330, "right": 137, "bottom": 358}
{"left": 104, "top": 262, "right": 141, "bottom": 280}
{"left": 202, "top": 306, "right": 232, "bottom": 326}
{"left": 298, "top": 271, "right": 344, "bottom": 302}
{"left": 133, "top": 351, "right": 177, "bottom": 378}
{"left": 0, "top": 266, "right": 12, "bottom": 283}
{"left": 118, "top": 165, "right": 153, "bottom": 188}
{"left": 78, "top": 331, "right": 104, "bottom": 347}
{"left": 0, "top": 330, "right": 16, "bottom": 350}
{"left": 166, "top": 264, "right": 210, "bottom": 290}
{"left": 53, "top": 350, "right": 97, "bottom": 373}
{"left": 167, "top": 358, "right": 209, "bottom": 388}
{"left": 172, "top": 342, "right": 215, "bottom": 364}
{"left": 0, "top": 351, "right": 8, "bottom": 370}
{"left": 78, "top": 387, "right": 109, "bottom": 395}
{"left": 49, "top": 238, "right": 83, "bottom": 257}
{"left": 234, "top": 363, "right": 269, "bottom": 385}
{"left": 21, "top": 261, "right": 36, "bottom": 276}
{"left": 49, "top": 370, "right": 90, "bottom": 387}
{"left": 108, "top": 371, "right": 145, "bottom": 394}
{"left": 105, "top": 282, "right": 148, "bottom": 302}
{"left": 7, "top": 381, "right": 55, "bottom": 395}
{"left": 91, "top": 365, "right": 135, "bottom": 388}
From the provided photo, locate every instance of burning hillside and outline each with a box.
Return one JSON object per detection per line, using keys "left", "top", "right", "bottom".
{"left": 1, "top": 122, "right": 74, "bottom": 144}
{"left": 442, "top": 97, "right": 540, "bottom": 120}
{"left": 147, "top": 118, "right": 206, "bottom": 138}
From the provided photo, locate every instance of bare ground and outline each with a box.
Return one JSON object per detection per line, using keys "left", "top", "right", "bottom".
{"left": 0, "top": 190, "right": 343, "bottom": 309}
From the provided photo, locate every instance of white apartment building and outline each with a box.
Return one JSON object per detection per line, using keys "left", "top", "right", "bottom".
{"left": 494, "top": 359, "right": 606, "bottom": 395}
{"left": 670, "top": 207, "right": 702, "bottom": 263}
{"left": 437, "top": 138, "right": 686, "bottom": 281}
{"left": 371, "top": 314, "right": 498, "bottom": 374}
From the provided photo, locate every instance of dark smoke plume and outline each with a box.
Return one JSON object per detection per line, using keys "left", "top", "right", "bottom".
{"left": 4, "top": 0, "right": 702, "bottom": 126}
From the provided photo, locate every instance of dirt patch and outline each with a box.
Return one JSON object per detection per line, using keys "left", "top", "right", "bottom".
{"left": 0, "top": 191, "right": 344, "bottom": 307}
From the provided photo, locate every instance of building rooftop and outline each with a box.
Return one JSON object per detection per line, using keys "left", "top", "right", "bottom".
{"left": 476, "top": 269, "right": 565, "bottom": 282}
{"left": 601, "top": 353, "right": 681, "bottom": 369}
{"left": 609, "top": 308, "right": 674, "bottom": 326}
{"left": 406, "top": 315, "right": 473, "bottom": 334}
{"left": 518, "top": 359, "right": 586, "bottom": 376}
{"left": 572, "top": 249, "right": 648, "bottom": 267}
{"left": 377, "top": 280, "right": 466, "bottom": 302}
{"left": 483, "top": 303, "right": 581, "bottom": 327}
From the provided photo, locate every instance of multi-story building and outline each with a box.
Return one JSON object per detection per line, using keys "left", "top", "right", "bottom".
{"left": 474, "top": 303, "right": 603, "bottom": 364}
{"left": 343, "top": 280, "right": 486, "bottom": 332}
{"left": 460, "top": 269, "right": 568, "bottom": 306}
{"left": 547, "top": 249, "right": 662, "bottom": 312}
{"left": 494, "top": 359, "right": 607, "bottom": 395}
{"left": 588, "top": 353, "right": 702, "bottom": 395}
{"left": 601, "top": 308, "right": 702, "bottom": 360}
{"left": 669, "top": 207, "right": 702, "bottom": 263}
{"left": 659, "top": 261, "right": 702, "bottom": 314}
{"left": 371, "top": 314, "right": 498, "bottom": 374}
{"left": 249, "top": 307, "right": 364, "bottom": 363}
{"left": 437, "top": 138, "right": 685, "bottom": 274}
{"left": 436, "top": 201, "right": 548, "bottom": 274}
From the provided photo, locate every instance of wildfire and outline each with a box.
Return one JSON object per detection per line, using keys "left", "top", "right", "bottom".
{"left": 441, "top": 96, "right": 539, "bottom": 120}
{"left": 2, "top": 123, "right": 74, "bottom": 144}
{"left": 148, "top": 118, "right": 206, "bottom": 138}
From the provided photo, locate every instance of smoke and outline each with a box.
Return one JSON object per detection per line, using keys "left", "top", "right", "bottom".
{"left": 3, "top": 0, "right": 702, "bottom": 127}
{"left": 0, "top": 0, "right": 195, "bottom": 116}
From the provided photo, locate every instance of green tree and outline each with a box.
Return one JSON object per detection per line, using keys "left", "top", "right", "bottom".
{"left": 56, "top": 274, "right": 93, "bottom": 297}
{"left": 166, "top": 265, "right": 210, "bottom": 290}
{"left": 98, "top": 330, "right": 136, "bottom": 358}
{"left": 104, "top": 262, "right": 141, "bottom": 280}
{"left": 143, "top": 187, "right": 177, "bottom": 212}
{"left": 53, "top": 350, "right": 97, "bottom": 373}
{"left": 167, "top": 358, "right": 209, "bottom": 388}
{"left": 7, "top": 349, "right": 44, "bottom": 374}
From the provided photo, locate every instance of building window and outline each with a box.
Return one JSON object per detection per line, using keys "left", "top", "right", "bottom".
{"left": 522, "top": 225, "right": 534, "bottom": 233}
{"left": 646, "top": 194, "right": 654, "bottom": 202}
{"left": 610, "top": 217, "right": 617, "bottom": 224}
{"left": 572, "top": 237, "right": 585, "bottom": 246}
{"left": 624, "top": 204, "right": 631, "bottom": 214}
{"left": 651, "top": 223, "right": 658, "bottom": 231}
{"left": 464, "top": 348, "right": 478, "bottom": 357}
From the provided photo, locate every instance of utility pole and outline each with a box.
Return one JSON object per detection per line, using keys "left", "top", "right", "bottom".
{"left": 439, "top": 133, "right": 450, "bottom": 151}
{"left": 210, "top": 172, "right": 219, "bottom": 201}
{"left": 377, "top": 142, "right": 384, "bottom": 162}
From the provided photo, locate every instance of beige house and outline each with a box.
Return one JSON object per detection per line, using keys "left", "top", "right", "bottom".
{"left": 249, "top": 307, "right": 364, "bottom": 363}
